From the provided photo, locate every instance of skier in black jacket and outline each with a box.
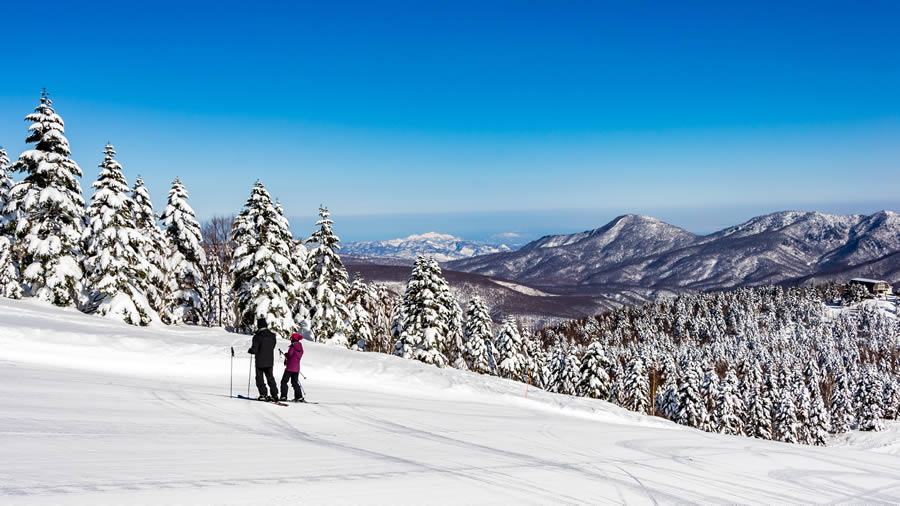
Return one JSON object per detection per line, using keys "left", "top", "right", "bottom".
{"left": 248, "top": 317, "right": 279, "bottom": 401}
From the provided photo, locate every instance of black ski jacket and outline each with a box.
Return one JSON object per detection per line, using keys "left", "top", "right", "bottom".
{"left": 249, "top": 328, "right": 277, "bottom": 368}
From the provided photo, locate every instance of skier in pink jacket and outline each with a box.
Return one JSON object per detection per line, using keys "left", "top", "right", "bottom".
{"left": 279, "top": 333, "right": 305, "bottom": 402}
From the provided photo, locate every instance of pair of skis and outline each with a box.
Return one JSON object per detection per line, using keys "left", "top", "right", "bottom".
{"left": 236, "top": 395, "right": 316, "bottom": 406}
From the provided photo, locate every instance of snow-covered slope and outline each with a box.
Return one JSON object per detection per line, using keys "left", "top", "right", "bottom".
{"left": 3, "top": 298, "right": 900, "bottom": 504}
{"left": 342, "top": 232, "right": 512, "bottom": 262}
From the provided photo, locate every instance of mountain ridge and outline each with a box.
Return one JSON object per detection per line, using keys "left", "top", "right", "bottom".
{"left": 446, "top": 210, "right": 900, "bottom": 292}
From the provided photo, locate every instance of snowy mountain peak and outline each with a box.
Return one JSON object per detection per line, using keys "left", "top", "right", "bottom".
{"left": 343, "top": 233, "right": 513, "bottom": 262}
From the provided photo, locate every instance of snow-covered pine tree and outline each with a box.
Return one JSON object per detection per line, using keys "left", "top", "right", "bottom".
{"left": 576, "top": 341, "right": 612, "bottom": 399}
{"left": 82, "top": 144, "right": 154, "bottom": 325}
{"left": 5, "top": 91, "right": 85, "bottom": 306}
{"left": 427, "top": 257, "right": 465, "bottom": 368}
{"left": 808, "top": 384, "right": 830, "bottom": 446}
{"left": 392, "top": 256, "right": 449, "bottom": 367}
{"left": 159, "top": 178, "right": 207, "bottom": 324}
{"left": 855, "top": 364, "right": 884, "bottom": 431}
{"left": 0, "top": 236, "right": 23, "bottom": 298}
{"left": 0, "top": 147, "right": 12, "bottom": 227}
{"left": 524, "top": 334, "right": 549, "bottom": 389}
{"left": 369, "top": 284, "right": 395, "bottom": 354}
{"left": 306, "top": 206, "right": 351, "bottom": 345}
{"left": 462, "top": 295, "right": 495, "bottom": 374}
{"left": 884, "top": 379, "right": 900, "bottom": 420}
{"left": 130, "top": 177, "right": 168, "bottom": 313}
{"left": 609, "top": 360, "right": 625, "bottom": 405}
{"left": 346, "top": 274, "right": 374, "bottom": 351}
{"left": 746, "top": 366, "right": 775, "bottom": 439}
{"left": 829, "top": 367, "right": 855, "bottom": 433}
{"left": 230, "top": 181, "right": 298, "bottom": 336}
{"left": 622, "top": 354, "right": 650, "bottom": 413}
{"left": 792, "top": 370, "right": 813, "bottom": 445}
{"left": 700, "top": 367, "right": 719, "bottom": 415}
{"left": 675, "top": 360, "right": 707, "bottom": 428}
{"left": 714, "top": 368, "right": 744, "bottom": 435}
{"left": 495, "top": 315, "right": 527, "bottom": 381}
{"left": 657, "top": 373, "right": 680, "bottom": 420}
{"left": 289, "top": 238, "right": 314, "bottom": 328}
{"left": 774, "top": 387, "right": 799, "bottom": 443}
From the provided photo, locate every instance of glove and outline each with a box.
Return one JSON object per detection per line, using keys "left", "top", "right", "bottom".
{"left": 247, "top": 348, "right": 253, "bottom": 354}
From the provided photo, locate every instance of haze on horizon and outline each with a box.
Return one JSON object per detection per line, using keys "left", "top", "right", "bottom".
{"left": 0, "top": 1, "right": 897, "bottom": 242}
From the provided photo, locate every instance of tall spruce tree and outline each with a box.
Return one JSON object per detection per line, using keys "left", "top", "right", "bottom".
{"left": 82, "top": 144, "right": 154, "bottom": 325}
{"left": 392, "top": 256, "right": 449, "bottom": 366}
{"left": 231, "top": 182, "right": 298, "bottom": 336}
{"left": 0, "top": 147, "right": 12, "bottom": 228}
{"left": 346, "top": 274, "right": 374, "bottom": 351}
{"left": 130, "top": 177, "right": 168, "bottom": 313}
{"left": 576, "top": 341, "right": 612, "bottom": 399}
{"left": 714, "top": 368, "right": 744, "bottom": 435}
{"left": 495, "top": 315, "right": 527, "bottom": 381}
{"left": 306, "top": 206, "right": 351, "bottom": 345}
{"left": 427, "top": 257, "right": 465, "bottom": 368}
{"left": 622, "top": 354, "right": 650, "bottom": 413}
{"left": 159, "top": 178, "right": 206, "bottom": 324}
{"left": 0, "top": 236, "right": 23, "bottom": 298}
{"left": 5, "top": 91, "right": 85, "bottom": 306}
{"left": 830, "top": 367, "right": 855, "bottom": 433}
{"left": 676, "top": 360, "right": 707, "bottom": 428}
{"left": 855, "top": 364, "right": 884, "bottom": 431}
{"left": 463, "top": 295, "right": 495, "bottom": 374}
{"left": 774, "top": 387, "right": 799, "bottom": 443}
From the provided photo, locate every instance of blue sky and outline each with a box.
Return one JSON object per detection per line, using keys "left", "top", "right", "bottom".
{"left": 0, "top": 1, "right": 897, "bottom": 241}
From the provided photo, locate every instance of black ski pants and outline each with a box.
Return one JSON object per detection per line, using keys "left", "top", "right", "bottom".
{"left": 280, "top": 370, "right": 303, "bottom": 400}
{"left": 255, "top": 366, "right": 278, "bottom": 398}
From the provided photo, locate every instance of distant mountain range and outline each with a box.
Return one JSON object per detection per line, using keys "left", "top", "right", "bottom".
{"left": 346, "top": 210, "right": 900, "bottom": 326}
{"left": 341, "top": 232, "right": 514, "bottom": 262}
{"left": 446, "top": 210, "right": 900, "bottom": 291}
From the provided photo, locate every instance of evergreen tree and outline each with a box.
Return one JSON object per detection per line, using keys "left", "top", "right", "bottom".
{"left": 0, "top": 236, "right": 23, "bottom": 298}
{"left": 884, "top": 379, "right": 900, "bottom": 420}
{"left": 290, "top": 238, "right": 314, "bottom": 326}
{"left": 774, "top": 387, "right": 799, "bottom": 443}
{"left": 576, "top": 341, "right": 612, "bottom": 399}
{"left": 428, "top": 257, "right": 465, "bottom": 368}
{"left": 714, "top": 369, "right": 744, "bottom": 435}
{"left": 701, "top": 367, "right": 719, "bottom": 415}
{"left": 5, "top": 91, "right": 85, "bottom": 306}
{"left": 808, "top": 384, "right": 830, "bottom": 446}
{"left": 0, "top": 147, "right": 12, "bottom": 227}
{"left": 657, "top": 373, "right": 680, "bottom": 420}
{"left": 159, "top": 178, "right": 207, "bottom": 324}
{"left": 130, "top": 177, "right": 167, "bottom": 313}
{"left": 495, "top": 315, "right": 527, "bottom": 381}
{"left": 231, "top": 181, "right": 298, "bottom": 336}
{"left": 622, "top": 354, "right": 650, "bottom": 413}
{"left": 462, "top": 295, "right": 495, "bottom": 374}
{"left": 306, "top": 206, "right": 351, "bottom": 345}
{"left": 830, "top": 368, "right": 855, "bottom": 433}
{"left": 392, "top": 256, "right": 449, "bottom": 367}
{"left": 676, "top": 361, "right": 707, "bottom": 428}
{"left": 346, "top": 274, "right": 374, "bottom": 351}
{"left": 82, "top": 144, "right": 153, "bottom": 325}
{"left": 855, "top": 365, "right": 884, "bottom": 431}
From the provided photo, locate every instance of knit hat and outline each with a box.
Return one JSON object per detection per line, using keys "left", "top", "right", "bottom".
{"left": 290, "top": 333, "right": 303, "bottom": 341}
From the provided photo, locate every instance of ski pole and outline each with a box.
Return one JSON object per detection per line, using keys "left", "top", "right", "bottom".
{"left": 247, "top": 353, "right": 253, "bottom": 398}
{"left": 230, "top": 346, "right": 234, "bottom": 398}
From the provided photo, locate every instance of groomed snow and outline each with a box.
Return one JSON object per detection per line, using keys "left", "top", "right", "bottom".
{"left": 2, "top": 297, "right": 900, "bottom": 504}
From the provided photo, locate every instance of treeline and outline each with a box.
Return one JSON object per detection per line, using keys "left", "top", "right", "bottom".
{"left": 533, "top": 284, "right": 899, "bottom": 442}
